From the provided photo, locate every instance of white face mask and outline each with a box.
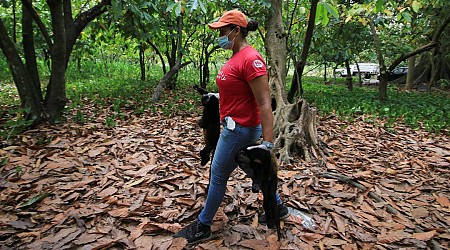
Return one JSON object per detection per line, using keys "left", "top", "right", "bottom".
{"left": 218, "top": 27, "right": 236, "bottom": 50}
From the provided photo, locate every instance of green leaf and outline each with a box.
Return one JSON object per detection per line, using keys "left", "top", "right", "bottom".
{"left": 17, "top": 193, "right": 49, "bottom": 209}
{"left": 111, "top": 0, "right": 123, "bottom": 20}
{"left": 166, "top": 2, "right": 177, "bottom": 12}
{"left": 189, "top": 0, "right": 198, "bottom": 13}
{"left": 375, "top": 0, "right": 384, "bottom": 13}
{"left": 0, "top": 156, "right": 8, "bottom": 166}
{"left": 322, "top": 12, "right": 330, "bottom": 26}
{"left": 402, "top": 11, "right": 412, "bottom": 22}
{"left": 323, "top": 2, "right": 339, "bottom": 19}
{"left": 411, "top": 1, "right": 422, "bottom": 13}
{"left": 199, "top": 0, "right": 206, "bottom": 13}
{"left": 175, "top": 3, "right": 182, "bottom": 16}
{"left": 315, "top": 3, "right": 325, "bottom": 25}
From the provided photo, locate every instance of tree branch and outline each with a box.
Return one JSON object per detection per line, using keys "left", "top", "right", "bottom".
{"left": 21, "top": 0, "right": 53, "bottom": 49}
{"left": 387, "top": 14, "right": 450, "bottom": 72}
{"left": 388, "top": 42, "right": 437, "bottom": 72}
{"left": 73, "top": 0, "right": 111, "bottom": 34}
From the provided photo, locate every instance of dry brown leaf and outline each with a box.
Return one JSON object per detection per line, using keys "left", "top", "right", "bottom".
{"left": 377, "top": 230, "right": 410, "bottom": 243}
{"left": 412, "top": 230, "right": 436, "bottom": 241}
{"left": 146, "top": 196, "right": 165, "bottom": 204}
{"left": 134, "top": 235, "right": 154, "bottom": 249}
{"left": 176, "top": 197, "right": 196, "bottom": 206}
{"left": 411, "top": 207, "right": 429, "bottom": 218}
{"left": 244, "top": 193, "right": 258, "bottom": 205}
{"left": 238, "top": 239, "right": 268, "bottom": 250}
{"left": 170, "top": 237, "right": 188, "bottom": 250}
{"left": 267, "top": 234, "right": 279, "bottom": 250}
{"left": 195, "top": 239, "right": 223, "bottom": 250}
{"left": 16, "top": 231, "right": 40, "bottom": 239}
{"left": 108, "top": 207, "right": 129, "bottom": 217}
{"left": 97, "top": 186, "right": 118, "bottom": 198}
{"left": 129, "top": 219, "right": 149, "bottom": 241}
{"left": 146, "top": 222, "right": 181, "bottom": 233}
{"left": 331, "top": 212, "right": 346, "bottom": 235}
{"left": 322, "top": 237, "right": 347, "bottom": 246}
{"left": 302, "top": 233, "right": 325, "bottom": 242}
{"left": 158, "top": 209, "right": 179, "bottom": 220}
{"left": 73, "top": 233, "right": 102, "bottom": 245}
{"left": 436, "top": 196, "right": 450, "bottom": 207}
{"left": 88, "top": 146, "right": 108, "bottom": 157}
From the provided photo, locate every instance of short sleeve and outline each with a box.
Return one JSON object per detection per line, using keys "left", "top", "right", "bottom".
{"left": 243, "top": 53, "right": 267, "bottom": 82}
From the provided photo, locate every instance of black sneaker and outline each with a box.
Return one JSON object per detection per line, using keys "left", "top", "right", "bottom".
{"left": 173, "top": 220, "right": 212, "bottom": 244}
{"left": 258, "top": 203, "right": 290, "bottom": 225}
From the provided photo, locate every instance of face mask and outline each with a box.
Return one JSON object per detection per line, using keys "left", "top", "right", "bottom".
{"left": 218, "top": 28, "right": 236, "bottom": 50}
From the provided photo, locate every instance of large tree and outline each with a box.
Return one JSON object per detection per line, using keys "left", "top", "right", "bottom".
{"left": 266, "top": 0, "right": 328, "bottom": 162}
{"left": 0, "top": 0, "right": 111, "bottom": 124}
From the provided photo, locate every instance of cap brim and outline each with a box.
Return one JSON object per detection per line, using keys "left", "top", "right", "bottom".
{"left": 208, "top": 21, "right": 229, "bottom": 30}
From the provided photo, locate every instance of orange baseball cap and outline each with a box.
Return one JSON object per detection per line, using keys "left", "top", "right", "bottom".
{"left": 208, "top": 10, "right": 248, "bottom": 29}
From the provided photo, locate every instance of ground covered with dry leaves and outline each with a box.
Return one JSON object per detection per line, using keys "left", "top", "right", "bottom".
{"left": 1, "top": 100, "right": 449, "bottom": 250}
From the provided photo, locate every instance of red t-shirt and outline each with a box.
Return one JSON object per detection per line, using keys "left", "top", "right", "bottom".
{"left": 216, "top": 46, "right": 267, "bottom": 127}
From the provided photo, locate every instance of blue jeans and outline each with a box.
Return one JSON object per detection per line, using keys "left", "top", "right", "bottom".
{"left": 198, "top": 120, "right": 282, "bottom": 226}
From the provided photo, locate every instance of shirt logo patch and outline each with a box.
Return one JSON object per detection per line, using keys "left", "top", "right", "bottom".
{"left": 253, "top": 59, "right": 263, "bottom": 68}
{"left": 217, "top": 70, "right": 226, "bottom": 80}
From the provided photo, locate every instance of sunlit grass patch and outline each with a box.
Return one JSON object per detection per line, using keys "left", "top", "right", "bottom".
{"left": 302, "top": 77, "right": 450, "bottom": 133}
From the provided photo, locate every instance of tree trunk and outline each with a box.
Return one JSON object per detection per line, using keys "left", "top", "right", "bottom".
{"left": 12, "top": 0, "right": 17, "bottom": 42}
{"left": 287, "top": 0, "right": 319, "bottom": 102}
{"left": 22, "top": 0, "right": 42, "bottom": 101}
{"left": 368, "top": 18, "right": 388, "bottom": 102}
{"left": 151, "top": 61, "right": 192, "bottom": 101}
{"left": 344, "top": 59, "right": 353, "bottom": 91}
{"left": 267, "top": 0, "right": 327, "bottom": 163}
{"left": 201, "top": 45, "right": 220, "bottom": 88}
{"left": 0, "top": 19, "right": 43, "bottom": 121}
{"left": 45, "top": 0, "right": 67, "bottom": 122}
{"left": 1, "top": 0, "right": 111, "bottom": 125}
{"left": 355, "top": 61, "right": 362, "bottom": 87}
{"left": 405, "top": 56, "right": 415, "bottom": 89}
{"left": 139, "top": 44, "right": 146, "bottom": 81}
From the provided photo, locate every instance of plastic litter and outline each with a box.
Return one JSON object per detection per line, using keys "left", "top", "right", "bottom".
{"left": 288, "top": 207, "right": 317, "bottom": 230}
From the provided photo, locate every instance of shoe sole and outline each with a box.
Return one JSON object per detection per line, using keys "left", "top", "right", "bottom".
{"left": 186, "top": 234, "right": 213, "bottom": 245}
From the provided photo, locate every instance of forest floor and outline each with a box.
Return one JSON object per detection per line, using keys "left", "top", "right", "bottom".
{"left": 0, "top": 97, "right": 449, "bottom": 250}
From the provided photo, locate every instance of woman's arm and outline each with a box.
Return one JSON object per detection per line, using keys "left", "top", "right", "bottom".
{"left": 248, "top": 75, "right": 274, "bottom": 143}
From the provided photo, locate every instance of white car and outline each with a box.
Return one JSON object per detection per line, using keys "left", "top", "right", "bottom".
{"left": 335, "top": 63, "right": 380, "bottom": 77}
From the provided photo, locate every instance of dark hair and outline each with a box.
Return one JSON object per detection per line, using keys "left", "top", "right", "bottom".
{"left": 229, "top": 19, "right": 259, "bottom": 38}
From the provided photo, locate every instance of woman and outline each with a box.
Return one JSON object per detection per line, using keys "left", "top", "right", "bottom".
{"left": 174, "top": 9, "right": 289, "bottom": 244}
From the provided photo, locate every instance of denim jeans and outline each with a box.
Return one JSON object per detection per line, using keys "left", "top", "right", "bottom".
{"left": 198, "top": 119, "right": 283, "bottom": 226}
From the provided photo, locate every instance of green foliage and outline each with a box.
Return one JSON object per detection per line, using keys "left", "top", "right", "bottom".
{"left": 0, "top": 108, "right": 33, "bottom": 142}
{"left": 17, "top": 192, "right": 49, "bottom": 209}
{"left": 302, "top": 77, "right": 450, "bottom": 133}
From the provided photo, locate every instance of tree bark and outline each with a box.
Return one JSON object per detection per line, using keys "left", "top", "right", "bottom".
{"left": 0, "top": 18, "right": 43, "bottom": 121}
{"left": 344, "top": 59, "right": 353, "bottom": 91}
{"left": 368, "top": 18, "right": 387, "bottom": 102}
{"left": 45, "top": 0, "right": 67, "bottom": 122}
{"left": 22, "top": 0, "right": 42, "bottom": 101}
{"left": 405, "top": 56, "right": 415, "bottom": 89}
{"left": 65, "top": 0, "right": 112, "bottom": 68}
{"left": 139, "top": 44, "right": 146, "bottom": 81}
{"left": 151, "top": 61, "right": 192, "bottom": 101}
{"left": 201, "top": 45, "right": 220, "bottom": 88}
{"left": 266, "top": 0, "right": 327, "bottom": 163}
{"left": 2, "top": 0, "right": 111, "bottom": 124}
{"left": 287, "top": 0, "right": 319, "bottom": 102}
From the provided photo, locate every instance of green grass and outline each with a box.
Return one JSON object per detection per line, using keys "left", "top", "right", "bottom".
{"left": 1, "top": 59, "right": 449, "bottom": 140}
{"left": 302, "top": 77, "right": 450, "bottom": 133}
